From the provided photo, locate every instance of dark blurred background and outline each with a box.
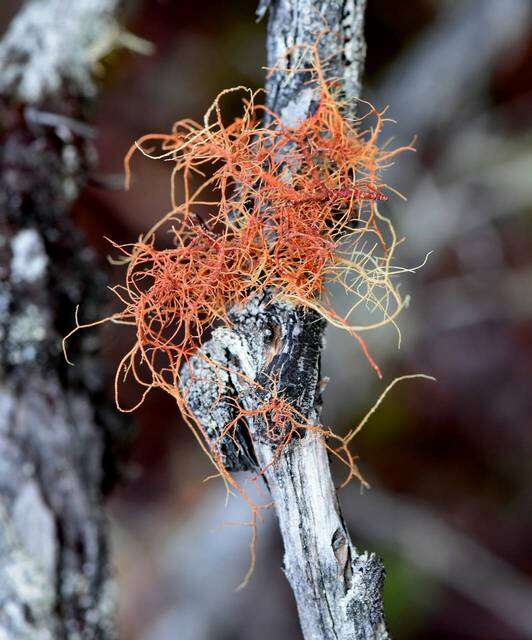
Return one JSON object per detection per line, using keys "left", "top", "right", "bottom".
{"left": 3, "top": 1, "right": 532, "bottom": 638}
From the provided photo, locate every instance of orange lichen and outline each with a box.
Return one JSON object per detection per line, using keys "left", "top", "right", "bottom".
{"left": 116, "top": 76, "right": 410, "bottom": 390}
{"left": 65, "top": 47, "right": 425, "bottom": 581}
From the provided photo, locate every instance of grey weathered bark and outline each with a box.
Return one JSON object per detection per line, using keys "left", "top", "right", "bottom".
{"left": 0, "top": 1, "right": 126, "bottom": 637}
{"left": 183, "top": 1, "right": 390, "bottom": 638}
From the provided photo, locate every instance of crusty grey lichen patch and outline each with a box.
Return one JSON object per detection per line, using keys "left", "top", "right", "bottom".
{"left": 10, "top": 230, "right": 48, "bottom": 284}
{"left": 12, "top": 482, "right": 57, "bottom": 586}
{"left": 0, "top": 0, "right": 122, "bottom": 103}
{"left": 0, "top": 505, "right": 56, "bottom": 640}
{"left": 6, "top": 304, "right": 49, "bottom": 367}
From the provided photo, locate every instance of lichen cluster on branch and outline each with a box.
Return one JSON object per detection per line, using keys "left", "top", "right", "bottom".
{"left": 66, "top": 51, "right": 413, "bottom": 500}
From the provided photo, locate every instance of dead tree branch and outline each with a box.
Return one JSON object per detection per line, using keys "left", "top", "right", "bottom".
{"left": 183, "top": 2, "right": 390, "bottom": 638}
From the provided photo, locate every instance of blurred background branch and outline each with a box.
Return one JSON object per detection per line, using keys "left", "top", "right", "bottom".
{"left": 0, "top": 0, "right": 130, "bottom": 637}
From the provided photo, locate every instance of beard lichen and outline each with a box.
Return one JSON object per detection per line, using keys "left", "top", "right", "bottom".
{"left": 64, "top": 50, "right": 432, "bottom": 582}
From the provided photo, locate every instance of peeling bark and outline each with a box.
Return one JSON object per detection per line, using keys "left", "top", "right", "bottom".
{"left": 0, "top": 0, "right": 124, "bottom": 637}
